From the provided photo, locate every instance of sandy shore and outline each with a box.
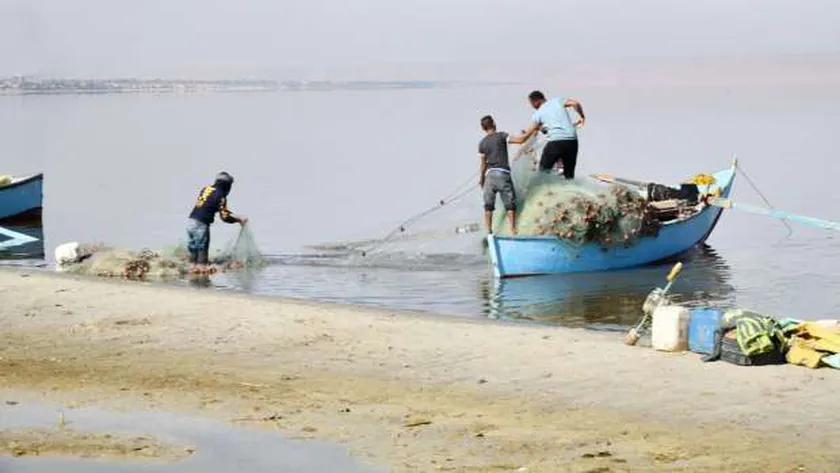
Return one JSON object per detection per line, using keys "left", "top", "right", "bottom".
{"left": 0, "top": 268, "right": 838, "bottom": 472}
{"left": 0, "top": 428, "right": 192, "bottom": 461}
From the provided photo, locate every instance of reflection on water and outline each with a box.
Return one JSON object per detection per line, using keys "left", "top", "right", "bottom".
{"left": 480, "top": 245, "right": 735, "bottom": 329}
{"left": 201, "top": 243, "right": 736, "bottom": 328}
{"left": 187, "top": 275, "right": 213, "bottom": 288}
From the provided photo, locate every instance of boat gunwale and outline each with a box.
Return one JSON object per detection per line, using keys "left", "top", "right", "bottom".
{"left": 0, "top": 173, "right": 44, "bottom": 192}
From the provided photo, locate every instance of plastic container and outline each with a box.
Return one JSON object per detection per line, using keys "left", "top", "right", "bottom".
{"left": 651, "top": 305, "right": 690, "bottom": 352}
{"left": 688, "top": 308, "right": 723, "bottom": 355}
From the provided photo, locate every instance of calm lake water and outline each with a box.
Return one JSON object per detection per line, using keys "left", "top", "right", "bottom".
{"left": 2, "top": 81, "right": 839, "bottom": 327}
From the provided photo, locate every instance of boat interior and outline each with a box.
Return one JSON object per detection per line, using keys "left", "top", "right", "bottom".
{"left": 591, "top": 173, "right": 719, "bottom": 226}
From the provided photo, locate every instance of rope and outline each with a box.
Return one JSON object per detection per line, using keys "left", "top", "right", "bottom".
{"left": 736, "top": 163, "right": 794, "bottom": 237}
{"left": 358, "top": 173, "right": 480, "bottom": 256}
{"left": 354, "top": 136, "right": 540, "bottom": 257}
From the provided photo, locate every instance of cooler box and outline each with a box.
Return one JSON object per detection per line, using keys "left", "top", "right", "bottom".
{"left": 688, "top": 308, "right": 723, "bottom": 355}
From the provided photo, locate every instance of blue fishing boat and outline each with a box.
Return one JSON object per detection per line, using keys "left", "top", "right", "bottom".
{"left": 486, "top": 161, "right": 736, "bottom": 278}
{"left": 0, "top": 173, "right": 43, "bottom": 221}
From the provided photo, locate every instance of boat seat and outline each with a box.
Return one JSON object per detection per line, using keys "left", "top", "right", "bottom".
{"left": 649, "top": 199, "right": 680, "bottom": 211}
{"left": 649, "top": 199, "right": 682, "bottom": 221}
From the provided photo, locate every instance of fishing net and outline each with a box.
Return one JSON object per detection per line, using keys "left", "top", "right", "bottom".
{"left": 491, "top": 136, "right": 659, "bottom": 247}
{"left": 59, "top": 224, "right": 265, "bottom": 280}
{"left": 162, "top": 223, "right": 264, "bottom": 267}
{"left": 300, "top": 132, "right": 661, "bottom": 269}
{"left": 218, "top": 223, "right": 265, "bottom": 267}
{"left": 62, "top": 247, "right": 187, "bottom": 281}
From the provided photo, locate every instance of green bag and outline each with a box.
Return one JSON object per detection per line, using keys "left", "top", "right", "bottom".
{"left": 725, "top": 309, "right": 787, "bottom": 357}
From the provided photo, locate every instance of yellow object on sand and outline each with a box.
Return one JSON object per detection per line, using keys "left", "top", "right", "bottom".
{"left": 0, "top": 175, "right": 12, "bottom": 187}
{"left": 786, "top": 339, "right": 824, "bottom": 369}
{"left": 785, "top": 322, "right": 840, "bottom": 369}
{"left": 788, "top": 323, "right": 840, "bottom": 353}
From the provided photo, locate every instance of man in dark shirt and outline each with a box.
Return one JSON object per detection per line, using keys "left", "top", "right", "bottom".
{"left": 478, "top": 115, "right": 534, "bottom": 235}
{"left": 187, "top": 171, "right": 247, "bottom": 270}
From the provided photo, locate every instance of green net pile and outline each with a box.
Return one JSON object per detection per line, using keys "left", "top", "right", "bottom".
{"left": 492, "top": 136, "right": 658, "bottom": 247}
{"left": 63, "top": 248, "right": 187, "bottom": 281}
{"left": 62, "top": 224, "right": 265, "bottom": 280}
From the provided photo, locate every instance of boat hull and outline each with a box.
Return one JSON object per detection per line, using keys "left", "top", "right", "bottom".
{"left": 487, "top": 166, "right": 735, "bottom": 277}
{"left": 0, "top": 224, "right": 41, "bottom": 253}
{"left": 0, "top": 174, "right": 43, "bottom": 221}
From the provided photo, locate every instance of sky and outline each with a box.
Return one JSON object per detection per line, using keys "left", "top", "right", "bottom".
{"left": 1, "top": 0, "right": 839, "bottom": 78}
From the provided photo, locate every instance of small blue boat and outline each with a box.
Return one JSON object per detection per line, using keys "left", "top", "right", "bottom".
{"left": 487, "top": 161, "right": 736, "bottom": 278}
{"left": 0, "top": 173, "right": 43, "bottom": 221}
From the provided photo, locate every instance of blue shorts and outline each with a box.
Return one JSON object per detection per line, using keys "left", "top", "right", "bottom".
{"left": 186, "top": 218, "right": 210, "bottom": 261}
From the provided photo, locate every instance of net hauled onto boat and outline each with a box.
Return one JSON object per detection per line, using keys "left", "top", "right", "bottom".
{"left": 491, "top": 135, "right": 659, "bottom": 247}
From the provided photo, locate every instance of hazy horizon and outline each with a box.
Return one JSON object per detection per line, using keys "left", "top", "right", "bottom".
{"left": 2, "top": 0, "right": 839, "bottom": 79}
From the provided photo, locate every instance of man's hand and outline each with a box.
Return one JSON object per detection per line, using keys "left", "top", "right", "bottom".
{"left": 238, "top": 216, "right": 249, "bottom": 226}
{"left": 565, "top": 98, "right": 585, "bottom": 129}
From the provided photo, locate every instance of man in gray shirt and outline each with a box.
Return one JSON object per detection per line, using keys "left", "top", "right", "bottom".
{"left": 478, "top": 115, "right": 533, "bottom": 235}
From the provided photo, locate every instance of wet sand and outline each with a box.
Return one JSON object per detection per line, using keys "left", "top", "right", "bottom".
{"left": 0, "top": 400, "right": 377, "bottom": 472}
{"left": 0, "top": 428, "right": 190, "bottom": 461}
{"left": 0, "top": 268, "right": 838, "bottom": 472}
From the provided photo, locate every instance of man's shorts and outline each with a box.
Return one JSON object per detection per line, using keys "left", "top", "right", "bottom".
{"left": 186, "top": 218, "right": 210, "bottom": 257}
{"left": 483, "top": 170, "right": 516, "bottom": 212}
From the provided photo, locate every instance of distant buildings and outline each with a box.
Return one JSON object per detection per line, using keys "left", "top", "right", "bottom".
{"left": 0, "top": 77, "right": 448, "bottom": 96}
{"left": 0, "top": 76, "right": 282, "bottom": 95}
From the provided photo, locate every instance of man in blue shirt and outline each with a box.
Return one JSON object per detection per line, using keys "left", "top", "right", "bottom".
{"left": 517, "top": 90, "right": 586, "bottom": 179}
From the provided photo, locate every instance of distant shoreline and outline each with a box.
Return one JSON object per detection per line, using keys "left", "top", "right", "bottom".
{"left": 5, "top": 55, "right": 840, "bottom": 95}
{"left": 0, "top": 78, "right": 489, "bottom": 96}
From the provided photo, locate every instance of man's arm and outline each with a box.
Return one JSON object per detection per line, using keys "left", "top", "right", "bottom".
{"left": 564, "top": 98, "right": 585, "bottom": 127}
{"left": 479, "top": 154, "right": 488, "bottom": 188}
{"left": 508, "top": 122, "right": 540, "bottom": 144}
{"left": 219, "top": 197, "right": 247, "bottom": 225}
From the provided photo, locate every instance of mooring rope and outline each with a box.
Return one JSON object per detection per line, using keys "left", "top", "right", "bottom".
{"left": 735, "top": 163, "right": 794, "bottom": 237}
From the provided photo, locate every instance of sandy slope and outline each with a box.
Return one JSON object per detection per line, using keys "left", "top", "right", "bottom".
{"left": 0, "top": 268, "right": 838, "bottom": 472}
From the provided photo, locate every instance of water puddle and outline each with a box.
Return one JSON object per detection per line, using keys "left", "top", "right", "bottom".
{"left": 0, "top": 402, "right": 382, "bottom": 473}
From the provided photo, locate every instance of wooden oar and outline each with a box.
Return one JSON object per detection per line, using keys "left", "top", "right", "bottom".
{"left": 707, "top": 197, "right": 840, "bottom": 232}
